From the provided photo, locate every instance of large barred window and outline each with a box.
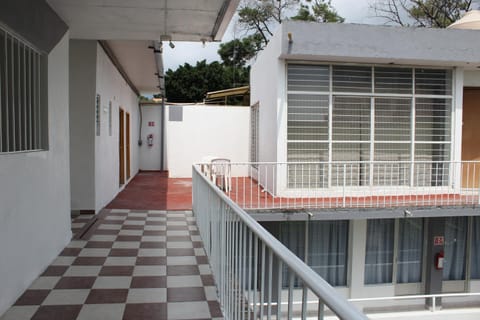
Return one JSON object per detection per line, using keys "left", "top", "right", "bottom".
{"left": 0, "top": 26, "right": 47, "bottom": 153}
{"left": 287, "top": 64, "right": 452, "bottom": 188}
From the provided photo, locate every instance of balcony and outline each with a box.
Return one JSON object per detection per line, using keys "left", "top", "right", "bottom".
{"left": 201, "top": 161, "right": 480, "bottom": 212}
{"left": 192, "top": 162, "right": 480, "bottom": 319}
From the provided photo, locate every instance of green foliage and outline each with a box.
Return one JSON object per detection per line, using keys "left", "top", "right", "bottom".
{"left": 237, "top": 0, "right": 295, "bottom": 45}
{"left": 292, "top": 0, "right": 345, "bottom": 23}
{"left": 218, "top": 34, "right": 264, "bottom": 67}
{"left": 165, "top": 60, "right": 249, "bottom": 103}
{"left": 371, "top": 0, "right": 474, "bottom": 28}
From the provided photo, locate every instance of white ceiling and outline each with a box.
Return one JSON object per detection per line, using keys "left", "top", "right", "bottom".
{"left": 47, "top": 0, "right": 240, "bottom": 94}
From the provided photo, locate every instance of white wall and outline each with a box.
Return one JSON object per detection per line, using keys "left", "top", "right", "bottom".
{"left": 165, "top": 105, "right": 250, "bottom": 178}
{"left": 0, "top": 33, "right": 71, "bottom": 316}
{"left": 139, "top": 105, "right": 163, "bottom": 170}
{"left": 95, "top": 43, "right": 140, "bottom": 212}
{"left": 69, "top": 40, "right": 97, "bottom": 211}
{"left": 464, "top": 70, "right": 480, "bottom": 87}
{"left": 250, "top": 26, "right": 284, "bottom": 194}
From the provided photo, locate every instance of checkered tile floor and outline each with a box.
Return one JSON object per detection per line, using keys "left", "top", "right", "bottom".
{"left": 1, "top": 210, "right": 223, "bottom": 320}
{"left": 71, "top": 213, "right": 95, "bottom": 238}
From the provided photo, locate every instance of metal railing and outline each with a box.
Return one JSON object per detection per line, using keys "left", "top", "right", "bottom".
{"left": 349, "top": 292, "right": 480, "bottom": 313}
{"left": 200, "top": 160, "right": 480, "bottom": 210}
{"left": 192, "top": 165, "right": 368, "bottom": 320}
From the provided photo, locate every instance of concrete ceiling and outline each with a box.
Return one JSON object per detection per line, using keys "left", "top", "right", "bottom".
{"left": 47, "top": 0, "right": 240, "bottom": 94}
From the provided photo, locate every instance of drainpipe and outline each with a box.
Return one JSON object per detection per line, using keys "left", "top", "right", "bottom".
{"left": 152, "top": 41, "right": 165, "bottom": 171}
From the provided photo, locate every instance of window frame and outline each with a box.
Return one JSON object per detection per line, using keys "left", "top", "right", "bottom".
{"left": 286, "top": 62, "right": 454, "bottom": 189}
{"left": 0, "top": 24, "right": 48, "bottom": 154}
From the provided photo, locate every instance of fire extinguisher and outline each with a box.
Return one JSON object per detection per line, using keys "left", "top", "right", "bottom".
{"left": 435, "top": 250, "right": 444, "bottom": 270}
{"left": 147, "top": 134, "right": 153, "bottom": 147}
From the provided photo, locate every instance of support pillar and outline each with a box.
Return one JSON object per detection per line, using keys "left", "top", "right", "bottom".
{"left": 425, "top": 217, "right": 445, "bottom": 310}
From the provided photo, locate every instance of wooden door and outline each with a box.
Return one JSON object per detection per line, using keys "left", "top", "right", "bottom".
{"left": 461, "top": 88, "right": 480, "bottom": 188}
{"left": 126, "top": 112, "right": 131, "bottom": 180}
{"left": 119, "top": 108, "right": 125, "bottom": 186}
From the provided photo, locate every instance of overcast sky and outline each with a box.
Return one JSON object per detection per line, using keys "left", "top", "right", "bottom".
{"left": 163, "top": 0, "right": 380, "bottom": 71}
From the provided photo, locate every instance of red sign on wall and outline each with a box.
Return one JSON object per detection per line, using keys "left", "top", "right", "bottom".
{"left": 148, "top": 121, "right": 155, "bottom": 127}
{"left": 434, "top": 236, "right": 444, "bottom": 246}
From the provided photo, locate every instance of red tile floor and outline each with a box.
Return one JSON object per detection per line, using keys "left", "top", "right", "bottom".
{"left": 106, "top": 171, "right": 192, "bottom": 211}
{"left": 1, "top": 172, "right": 223, "bottom": 320}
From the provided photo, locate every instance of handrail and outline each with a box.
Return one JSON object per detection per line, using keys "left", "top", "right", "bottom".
{"left": 193, "top": 164, "right": 368, "bottom": 320}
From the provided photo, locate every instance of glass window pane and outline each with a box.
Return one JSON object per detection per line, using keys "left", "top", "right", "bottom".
{"left": 443, "top": 217, "right": 467, "bottom": 280}
{"left": 375, "top": 67, "right": 412, "bottom": 94}
{"left": 333, "top": 65, "right": 372, "bottom": 93}
{"left": 279, "top": 221, "right": 305, "bottom": 287}
{"left": 308, "top": 221, "right": 349, "bottom": 286}
{"left": 415, "top": 98, "right": 451, "bottom": 143}
{"left": 471, "top": 217, "right": 480, "bottom": 279}
{"left": 287, "top": 94, "right": 329, "bottom": 141}
{"left": 365, "top": 219, "right": 394, "bottom": 284}
{"left": 332, "top": 96, "right": 370, "bottom": 142}
{"left": 397, "top": 218, "right": 423, "bottom": 283}
{"left": 415, "top": 68, "right": 452, "bottom": 96}
{"left": 288, "top": 64, "right": 329, "bottom": 92}
{"left": 375, "top": 97, "right": 411, "bottom": 142}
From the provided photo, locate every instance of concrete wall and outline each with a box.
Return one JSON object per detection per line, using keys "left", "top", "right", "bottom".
{"left": 165, "top": 105, "right": 250, "bottom": 178}
{"left": 95, "top": 43, "right": 139, "bottom": 212}
{"left": 250, "top": 26, "right": 286, "bottom": 193}
{"left": 69, "top": 40, "right": 140, "bottom": 213}
{"left": 139, "top": 105, "right": 163, "bottom": 171}
{"left": 0, "top": 33, "right": 71, "bottom": 316}
{"left": 464, "top": 70, "right": 480, "bottom": 87}
{"left": 279, "top": 21, "right": 480, "bottom": 67}
{"left": 69, "top": 40, "right": 97, "bottom": 211}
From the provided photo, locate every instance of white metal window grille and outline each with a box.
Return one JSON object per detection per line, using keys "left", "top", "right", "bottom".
{"left": 286, "top": 64, "right": 453, "bottom": 188}
{"left": 95, "top": 94, "right": 101, "bottom": 136}
{"left": 250, "top": 102, "right": 259, "bottom": 165}
{"left": 0, "top": 26, "right": 47, "bottom": 153}
{"left": 331, "top": 96, "right": 371, "bottom": 186}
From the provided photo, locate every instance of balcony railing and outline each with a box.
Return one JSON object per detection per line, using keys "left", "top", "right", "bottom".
{"left": 192, "top": 165, "right": 368, "bottom": 320}
{"left": 201, "top": 161, "right": 480, "bottom": 211}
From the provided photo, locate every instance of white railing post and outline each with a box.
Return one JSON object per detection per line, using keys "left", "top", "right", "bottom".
{"left": 343, "top": 164, "right": 347, "bottom": 208}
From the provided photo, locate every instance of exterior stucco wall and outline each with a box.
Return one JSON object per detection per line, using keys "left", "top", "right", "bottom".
{"left": 279, "top": 21, "right": 480, "bottom": 67}
{"left": 0, "top": 32, "right": 71, "bottom": 316}
{"left": 464, "top": 70, "right": 480, "bottom": 87}
{"left": 250, "top": 26, "right": 285, "bottom": 193}
{"left": 165, "top": 105, "right": 250, "bottom": 178}
{"left": 95, "top": 43, "right": 139, "bottom": 212}
{"left": 69, "top": 40, "right": 97, "bottom": 211}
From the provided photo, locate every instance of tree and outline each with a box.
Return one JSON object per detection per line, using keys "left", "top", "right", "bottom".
{"left": 221, "top": 0, "right": 344, "bottom": 66}
{"left": 371, "top": 0, "right": 475, "bottom": 28}
{"left": 237, "top": 0, "right": 298, "bottom": 47}
{"left": 292, "top": 0, "right": 345, "bottom": 23}
{"left": 218, "top": 34, "right": 263, "bottom": 67}
{"left": 164, "top": 60, "right": 249, "bottom": 103}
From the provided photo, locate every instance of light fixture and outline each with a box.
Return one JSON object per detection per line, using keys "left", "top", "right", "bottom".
{"left": 169, "top": 40, "right": 175, "bottom": 49}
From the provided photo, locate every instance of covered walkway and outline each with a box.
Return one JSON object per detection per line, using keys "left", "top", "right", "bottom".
{"left": 1, "top": 173, "right": 222, "bottom": 320}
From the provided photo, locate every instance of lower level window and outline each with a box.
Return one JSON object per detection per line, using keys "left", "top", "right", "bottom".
{"left": 471, "top": 217, "right": 480, "bottom": 279}
{"left": 444, "top": 216, "right": 467, "bottom": 280}
{"left": 279, "top": 220, "right": 348, "bottom": 287}
{"left": 365, "top": 219, "right": 394, "bottom": 284}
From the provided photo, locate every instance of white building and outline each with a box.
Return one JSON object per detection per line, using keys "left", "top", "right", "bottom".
{"left": 0, "top": 0, "right": 239, "bottom": 315}
{"left": 249, "top": 21, "right": 480, "bottom": 306}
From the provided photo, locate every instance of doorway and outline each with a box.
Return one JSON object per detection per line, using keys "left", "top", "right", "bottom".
{"left": 461, "top": 87, "right": 480, "bottom": 188}
{"left": 119, "top": 108, "right": 125, "bottom": 186}
{"left": 126, "top": 112, "right": 131, "bottom": 180}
